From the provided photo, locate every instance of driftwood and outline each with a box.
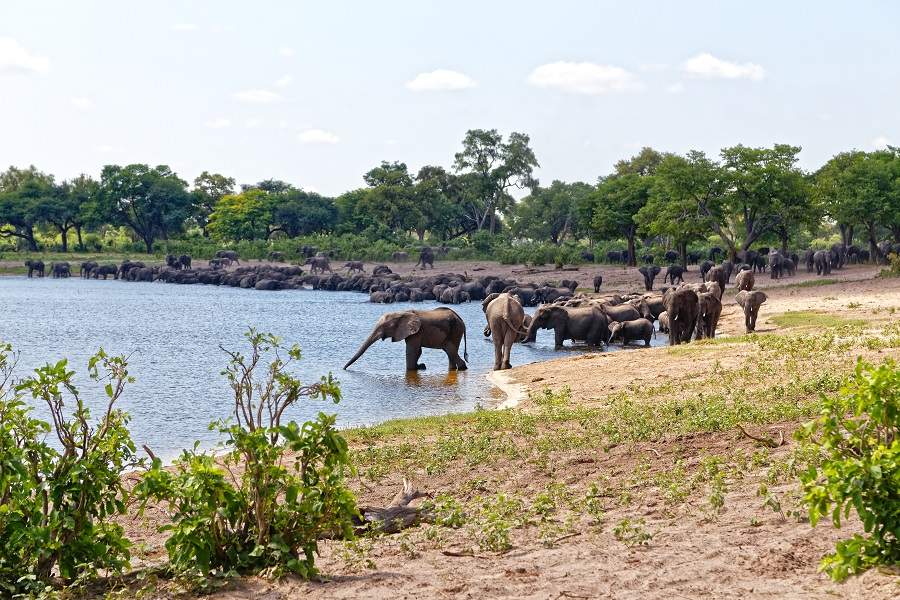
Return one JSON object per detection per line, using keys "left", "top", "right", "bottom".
{"left": 511, "top": 267, "right": 581, "bottom": 275}
{"left": 737, "top": 424, "right": 785, "bottom": 448}
{"left": 355, "top": 480, "right": 430, "bottom": 534}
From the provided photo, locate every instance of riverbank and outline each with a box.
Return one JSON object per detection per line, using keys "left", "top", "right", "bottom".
{"left": 109, "top": 271, "right": 900, "bottom": 599}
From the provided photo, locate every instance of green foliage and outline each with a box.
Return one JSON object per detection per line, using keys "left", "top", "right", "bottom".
{"left": 798, "top": 359, "right": 900, "bottom": 580}
{"left": 613, "top": 518, "right": 652, "bottom": 546}
{"left": 0, "top": 345, "right": 139, "bottom": 595}
{"left": 135, "top": 329, "right": 357, "bottom": 583}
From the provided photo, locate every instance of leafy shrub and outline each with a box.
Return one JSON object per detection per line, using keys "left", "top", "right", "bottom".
{"left": 798, "top": 359, "right": 900, "bottom": 580}
{"left": 0, "top": 345, "right": 139, "bottom": 594}
{"left": 135, "top": 330, "right": 357, "bottom": 583}
{"left": 879, "top": 252, "right": 900, "bottom": 278}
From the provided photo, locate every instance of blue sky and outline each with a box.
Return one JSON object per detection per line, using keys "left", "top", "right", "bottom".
{"left": 1, "top": 1, "right": 897, "bottom": 195}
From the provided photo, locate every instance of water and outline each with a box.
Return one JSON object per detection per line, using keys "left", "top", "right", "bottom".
{"left": 0, "top": 277, "right": 667, "bottom": 460}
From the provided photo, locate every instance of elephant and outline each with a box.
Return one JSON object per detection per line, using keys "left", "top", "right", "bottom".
{"left": 504, "top": 286, "right": 538, "bottom": 307}
{"left": 601, "top": 303, "right": 641, "bottom": 323}
{"left": 215, "top": 250, "right": 240, "bottom": 264}
{"left": 735, "top": 290, "right": 767, "bottom": 333}
{"left": 721, "top": 260, "right": 735, "bottom": 283}
{"left": 664, "top": 250, "right": 678, "bottom": 264}
{"left": 80, "top": 261, "right": 98, "bottom": 277}
{"left": 118, "top": 260, "right": 145, "bottom": 279}
{"left": 768, "top": 251, "right": 785, "bottom": 279}
{"left": 657, "top": 311, "right": 670, "bottom": 334}
{"left": 392, "top": 251, "right": 409, "bottom": 262}
{"left": 300, "top": 245, "right": 318, "bottom": 259}
{"left": 344, "top": 261, "right": 365, "bottom": 274}
{"left": 370, "top": 290, "right": 394, "bottom": 303}
{"left": 268, "top": 251, "right": 285, "bottom": 262}
{"left": 641, "top": 254, "right": 654, "bottom": 265}
{"left": 439, "top": 287, "right": 470, "bottom": 304}
{"left": 524, "top": 304, "right": 609, "bottom": 349}
{"left": 580, "top": 250, "right": 595, "bottom": 263}
{"left": 165, "top": 254, "right": 181, "bottom": 269}
{"left": 482, "top": 293, "right": 527, "bottom": 370}
{"left": 305, "top": 256, "right": 332, "bottom": 274}
{"left": 415, "top": 247, "right": 435, "bottom": 269}
{"left": 695, "top": 292, "right": 722, "bottom": 339}
{"left": 782, "top": 258, "right": 796, "bottom": 277}
{"left": 608, "top": 318, "right": 654, "bottom": 347}
{"left": 829, "top": 243, "right": 846, "bottom": 270}
{"left": 663, "top": 287, "right": 699, "bottom": 345}
{"left": 92, "top": 264, "right": 118, "bottom": 279}
{"left": 705, "top": 266, "right": 726, "bottom": 299}
{"left": 179, "top": 254, "right": 192, "bottom": 270}
{"left": 344, "top": 307, "right": 468, "bottom": 372}
{"left": 24, "top": 259, "right": 44, "bottom": 278}
{"left": 638, "top": 296, "right": 665, "bottom": 322}
{"left": 534, "top": 286, "right": 572, "bottom": 304}
{"left": 372, "top": 265, "right": 393, "bottom": 277}
{"left": 208, "top": 258, "right": 227, "bottom": 270}
{"left": 803, "top": 249, "right": 815, "bottom": 272}
{"left": 593, "top": 274, "right": 603, "bottom": 293}
{"left": 687, "top": 251, "right": 702, "bottom": 265}
{"left": 638, "top": 265, "right": 661, "bottom": 291}
{"left": 50, "top": 262, "right": 71, "bottom": 278}
{"left": 699, "top": 260, "right": 714, "bottom": 282}
{"left": 813, "top": 250, "right": 831, "bottom": 275}
{"left": 735, "top": 269, "right": 754, "bottom": 291}
{"left": 709, "top": 247, "right": 723, "bottom": 262}
{"left": 560, "top": 279, "right": 579, "bottom": 292}
{"left": 665, "top": 265, "right": 686, "bottom": 285}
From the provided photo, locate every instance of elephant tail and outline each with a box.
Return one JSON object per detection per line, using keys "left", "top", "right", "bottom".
{"left": 503, "top": 316, "right": 530, "bottom": 338}
{"left": 463, "top": 327, "right": 468, "bottom": 363}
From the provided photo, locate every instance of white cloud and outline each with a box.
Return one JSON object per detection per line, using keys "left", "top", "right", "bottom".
{"left": 245, "top": 117, "right": 263, "bottom": 128}
{"left": 0, "top": 37, "right": 49, "bottom": 73}
{"left": 71, "top": 96, "right": 95, "bottom": 110}
{"left": 526, "top": 61, "right": 640, "bottom": 94}
{"left": 171, "top": 23, "right": 199, "bottom": 32}
{"left": 384, "top": 138, "right": 399, "bottom": 146}
{"left": 873, "top": 136, "right": 891, "bottom": 150}
{"left": 639, "top": 63, "right": 669, "bottom": 72}
{"left": 682, "top": 53, "right": 765, "bottom": 80}
{"left": 279, "top": 47, "right": 295, "bottom": 57}
{"left": 274, "top": 74, "right": 293, "bottom": 88}
{"left": 665, "top": 82, "right": 685, "bottom": 94}
{"left": 205, "top": 117, "right": 232, "bottom": 129}
{"left": 96, "top": 144, "right": 117, "bottom": 153}
{"left": 233, "top": 89, "right": 284, "bottom": 104}
{"left": 298, "top": 129, "right": 340, "bottom": 144}
{"left": 406, "top": 69, "right": 477, "bottom": 92}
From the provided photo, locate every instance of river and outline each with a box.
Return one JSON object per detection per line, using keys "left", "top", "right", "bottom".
{"left": 0, "top": 277, "right": 666, "bottom": 460}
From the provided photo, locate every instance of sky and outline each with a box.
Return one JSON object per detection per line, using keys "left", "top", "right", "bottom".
{"left": 1, "top": 1, "right": 898, "bottom": 196}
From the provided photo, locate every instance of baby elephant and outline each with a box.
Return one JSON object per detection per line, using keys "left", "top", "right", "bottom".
{"left": 593, "top": 274, "right": 603, "bottom": 293}
{"left": 735, "top": 290, "right": 767, "bottom": 333}
{"left": 607, "top": 318, "right": 654, "bottom": 347}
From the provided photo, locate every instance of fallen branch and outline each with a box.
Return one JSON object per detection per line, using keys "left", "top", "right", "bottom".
{"left": 552, "top": 532, "right": 581, "bottom": 544}
{"left": 737, "top": 424, "right": 785, "bottom": 448}
{"left": 355, "top": 479, "right": 431, "bottom": 534}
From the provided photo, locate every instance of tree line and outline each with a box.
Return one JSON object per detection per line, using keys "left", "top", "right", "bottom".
{"left": 1, "top": 129, "right": 898, "bottom": 263}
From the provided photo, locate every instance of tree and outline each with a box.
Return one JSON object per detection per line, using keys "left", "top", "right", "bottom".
{"left": 411, "top": 166, "right": 464, "bottom": 241}
{"left": 67, "top": 175, "right": 101, "bottom": 250}
{"left": 334, "top": 188, "right": 376, "bottom": 235}
{"left": 192, "top": 171, "right": 235, "bottom": 236}
{"left": 269, "top": 190, "right": 338, "bottom": 237}
{"left": 453, "top": 129, "right": 539, "bottom": 233}
{"left": 836, "top": 150, "right": 900, "bottom": 261}
{"left": 99, "top": 164, "right": 193, "bottom": 253}
{"left": 636, "top": 152, "right": 720, "bottom": 266}
{"left": 512, "top": 180, "right": 593, "bottom": 244}
{"left": 207, "top": 190, "right": 272, "bottom": 241}
{"left": 357, "top": 161, "right": 421, "bottom": 234}
{"left": 0, "top": 166, "right": 55, "bottom": 250}
{"left": 700, "top": 144, "right": 806, "bottom": 259}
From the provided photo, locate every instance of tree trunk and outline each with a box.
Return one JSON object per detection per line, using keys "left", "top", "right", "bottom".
{"left": 678, "top": 240, "right": 688, "bottom": 269}
{"left": 416, "top": 228, "right": 425, "bottom": 242}
{"left": 60, "top": 227, "right": 69, "bottom": 252}
{"left": 780, "top": 231, "right": 789, "bottom": 254}
{"left": 839, "top": 223, "right": 854, "bottom": 247}
{"left": 626, "top": 236, "right": 636, "bottom": 267}
{"left": 143, "top": 235, "right": 154, "bottom": 254}
{"left": 867, "top": 222, "right": 881, "bottom": 264}
{"left": 75, "top": 225, "right": 84, "bottom": 250}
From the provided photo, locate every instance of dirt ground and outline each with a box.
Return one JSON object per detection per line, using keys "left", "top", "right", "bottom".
{"left": 102, "top": 261, "right": 900, "bottom": 600}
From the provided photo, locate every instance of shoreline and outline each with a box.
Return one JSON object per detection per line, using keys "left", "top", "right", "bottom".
{"left": 487, "top": 369, "right": 528, "bottom": 409}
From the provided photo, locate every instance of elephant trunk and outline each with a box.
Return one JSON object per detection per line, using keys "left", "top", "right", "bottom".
{"left": 523, "top": 318, "right": 539, "bottom": 343}
{"left": 343, "top": 328, "right": 382, "bottom": 369}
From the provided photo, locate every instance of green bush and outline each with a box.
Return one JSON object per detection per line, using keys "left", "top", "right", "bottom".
{"left": 135, "top": 330, "right": 358, "bottom": 584}
{"left": 798, "top": 359, "right": 900, "bottom": 580}
{"left": 0, "top": 345, "right": 139, "bottom": 595}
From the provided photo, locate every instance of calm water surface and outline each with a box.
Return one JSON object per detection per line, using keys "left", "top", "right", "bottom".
{"left": 0, "top": 277, "right": 665, "bottom": 460}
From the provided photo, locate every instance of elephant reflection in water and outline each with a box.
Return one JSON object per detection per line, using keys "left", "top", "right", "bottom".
{"left": 404, "top": 370, "right": 460, "bottom": 387}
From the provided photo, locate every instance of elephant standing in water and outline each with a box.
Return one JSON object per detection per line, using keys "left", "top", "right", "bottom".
{"left": 735, "top": 290, "right": 767, "bottom": 333}
{"left": 482, "top": 293, "right": 526, "bottom": 370}
{"left": 24, "top": 260, "right": 44, "bottom": 278}
{"left": 663, "top": 287, "right": 699, "bottom": 345}
{"left": 344, "top": 307, "right": 468, "bottom": 372}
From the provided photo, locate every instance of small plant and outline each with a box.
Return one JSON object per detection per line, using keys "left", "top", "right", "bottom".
{"left": 135, "top": 329, "right": 357, "bottom": 583}
{"left": 706, "top": 471, "right": 727, "bottom": 517}
{"left": 338, "top": 537, "right": 377, "bottom": 571}
{"left": 584, "top": 483, "right": 606, "bottom": 526}
{"left": 798, "top": 359, "right": 900, "bottom": 581}
{"left": 0, "top": 345, "right": 140, "bottom": 594}
{"left": 474, "top": 494, "right": 527, "bottom": 553}
{"left": 847, "top": 301, "right": 862, "bottom": 309}
{"left": 422, "top": 493, "right": 466, "bottom": 528}
{"left": 613, "top": 518, "right": 652, "bottom": 547}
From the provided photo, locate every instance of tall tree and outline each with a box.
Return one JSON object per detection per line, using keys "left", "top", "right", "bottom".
{"left": 357, "top": 161, "right": 421, "bottom": 234}
{"left": 512, "top": 180, "right": 593, "bottom": 244}
{"left": 269, "top": 189, "right": 337, "bottom": 237}
{"left": 0, "top": 166, "right": 55, "bottom": 250}
{"left": 192, "top": 171, "right": 236, "bottom": 236}
{"left": 99, "top": 164, "right": 192, "bottom": 253}
{"left": 207, "top": 190, "right": 272, "bottom": 241}
{"left": 453, "top": 129, "right": 538, "bottom": 233}
{"left": 635, "top": 152, "right": 721, "bottom": 266}
{"left": 411, "top": 166, "right": 464, "bottom": 241}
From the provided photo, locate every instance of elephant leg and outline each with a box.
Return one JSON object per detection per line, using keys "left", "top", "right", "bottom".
{"left": 554, "top": 327, "right": 565, "bottom": 350}
{"left": 501, "top": 330, "right": 516, "bottom": 369}
{"left": 405, "top": 341, "right": 425, "bottom": 371}
{"left": 443, "top": 341, "right": 467, "bottom": 371}
{"left": 492, "top": 334, "right": 504, "bottom": 370}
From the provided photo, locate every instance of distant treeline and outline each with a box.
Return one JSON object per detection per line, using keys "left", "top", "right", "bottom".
{"left": 1, "top": 129, "right": 898, "bottom": 264}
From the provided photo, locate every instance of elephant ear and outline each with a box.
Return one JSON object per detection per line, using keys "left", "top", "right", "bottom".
{"left": 757, "top": 292, "right": 768, "bottom": 304}
{"left": 639, "top": 267, "right": 647, "bottom": 275}
{"left": 391, "top": 312, "right": 422, "bottom": 342}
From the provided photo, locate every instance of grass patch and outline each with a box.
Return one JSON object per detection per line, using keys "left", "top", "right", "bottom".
{"left": 784, "top": 278, "right": 838, "bottom": 288}
{"left": 771, "top": 311, "right": 865, "bottom": 329}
